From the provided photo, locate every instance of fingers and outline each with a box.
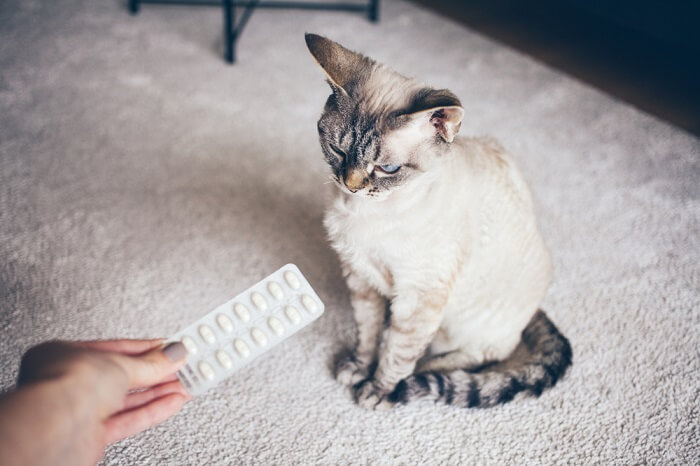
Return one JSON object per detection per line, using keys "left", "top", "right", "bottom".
{"left": 115, "top": 342, "right": 188, "bottom": 389}
{"left": 18, "top": 340, "right": 168, "bottom": 387}
{"left": 104, "top": 392, "right": 189, "bottom": 444}
{"left": 153, "top": 373, "right": 179, "bottom": 384}
{"left": 122, "top": 380, "right": 189, "bottom": 411}
{"left": 72, "top": 339, "right": 165, "bottom": 355}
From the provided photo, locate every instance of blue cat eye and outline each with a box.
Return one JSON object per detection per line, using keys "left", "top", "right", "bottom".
{"left": 378, "top": 164, "right": 401, "bottom": 174}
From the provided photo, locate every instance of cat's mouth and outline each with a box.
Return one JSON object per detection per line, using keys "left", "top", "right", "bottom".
{"left": 329, "top": 174, "right": 385, "bottom": 200}
{"left": 343, "top": 186, "right": 390, "bottom": 202}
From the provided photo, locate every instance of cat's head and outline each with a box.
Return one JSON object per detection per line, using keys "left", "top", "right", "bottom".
{"left": 306, "top": 33, "right": 464, "bottom": 200}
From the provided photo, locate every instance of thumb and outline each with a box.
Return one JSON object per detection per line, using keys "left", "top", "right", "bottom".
{"left": 117, "top": 341, "right": 188, "bottom": 389}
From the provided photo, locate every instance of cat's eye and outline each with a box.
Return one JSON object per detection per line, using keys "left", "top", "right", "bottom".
{"left": 377, "top": 164, "right": 401, "bottom": 174}
{"left": 329, "top": 144, "right": 345, "bottom": 158}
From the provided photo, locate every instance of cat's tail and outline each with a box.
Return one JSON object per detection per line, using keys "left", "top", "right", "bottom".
{"left": 388, "top": 310, "right": 572, "bottom": 408}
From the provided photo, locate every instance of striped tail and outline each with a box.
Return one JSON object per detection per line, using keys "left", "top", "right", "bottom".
{"left": 388, "top": 310, "right": 572, "bottom": 408}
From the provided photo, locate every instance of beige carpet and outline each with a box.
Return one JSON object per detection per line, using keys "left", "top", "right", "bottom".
{"left": 1, "top": 0, "right": 698, "bottom": 464}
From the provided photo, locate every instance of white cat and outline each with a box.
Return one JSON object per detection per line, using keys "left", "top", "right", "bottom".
{"left": 307, "top": 34, "right": 571, "bottom": 409}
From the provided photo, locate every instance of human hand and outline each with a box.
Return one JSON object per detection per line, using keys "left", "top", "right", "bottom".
{"left": 5, "top": 339, "right": 190, "bottom": 466}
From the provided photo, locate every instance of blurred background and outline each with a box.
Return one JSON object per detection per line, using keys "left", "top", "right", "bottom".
{"left": 411, "top": 0, "right": 700, "bottom": 135}
{"left": 124, "top": 0, "right": 700, "bottom": 134}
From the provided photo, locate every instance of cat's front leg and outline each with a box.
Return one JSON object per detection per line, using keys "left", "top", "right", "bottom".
{"left": 354, "top": 290, "right": 446, "bottom": 410}
{"left": 335, "top": 270, "right": 387, "bottom": 386}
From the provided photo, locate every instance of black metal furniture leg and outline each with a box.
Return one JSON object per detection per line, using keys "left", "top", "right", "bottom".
{"left": 224, "top": 0, "right": 235, "bottom": 63}
{"left": 368, "top": 0, "right": 379, "bottom": 22}
{"left": 130, "top": 0, "right": 379, "bottom": 63}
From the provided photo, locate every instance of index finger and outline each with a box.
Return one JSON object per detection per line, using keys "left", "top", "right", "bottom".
{"left": 72, "top": 339, "right": 165, "bottom": 355}
{"left": 115, "top": 343, "right": 188, "bottom": 389}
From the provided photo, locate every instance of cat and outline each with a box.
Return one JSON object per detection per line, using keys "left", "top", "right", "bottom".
{"left": 305, "top": 34, "right": 572, "bottom": 410}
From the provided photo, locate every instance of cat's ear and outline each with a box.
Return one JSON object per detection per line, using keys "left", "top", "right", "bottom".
{"left": 405, "top": 89, "right": 464, "bottom": 143}
{"left": 305, "top": 33, "right": 369, "bottom": 96}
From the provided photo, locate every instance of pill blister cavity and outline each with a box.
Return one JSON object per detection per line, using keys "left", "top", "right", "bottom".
{"left": 181, "top": 336, "right": 198, "bottom": 354}
{"left": 234, "top": 339, "right": 250, "bottom": 358}
{"left": 234, "top": 303, "right": 251, "bottom": 322}
{"left": 267, "top": 281, "right": 284, "bottom": 300}
{"left": 301, "top": 295, "right": 318, "bottom": 313}
{"left": 199, "top": 325, "right": 217, "bottom": 345}
{"left": 198, "top": 361, "right": 215, "bottom": 381}
{"left": 268, "top": 317, "right": 285, "bottom": 336}
{"left": 251, "top": 292, "right": 268, "bottom": 311}
{"left": 170, "top": 264, "right": 325, "bottom": 396}
{"left": 216, "top": 313, "right": 234, "bottom": 333}
{"left": 216, "top": 350, "right": 233, "bottom": 369}
{"left": 251, "top": 327, "right": 268, "bottom": 346}
{"left": 284, "top": 270, "right": 301, "bottom": 289}
{"left": 284, "top": 306, "right": 301, "bottom": 324}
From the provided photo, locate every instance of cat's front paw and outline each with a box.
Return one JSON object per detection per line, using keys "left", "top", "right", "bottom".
{"left": 353, "top": 379, "right": 395, "bottom": 411}
{"left": 335, "top": 354, "right": 369, "bottom": 386}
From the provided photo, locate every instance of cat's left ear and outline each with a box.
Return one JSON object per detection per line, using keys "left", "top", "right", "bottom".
{"left": 405, "top": 89, "right": 464, "bottom": 143}
{"left": 305, "top": 33, "right": 369, "bottom": 96}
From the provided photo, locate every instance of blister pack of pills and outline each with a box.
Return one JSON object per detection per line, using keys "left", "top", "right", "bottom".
{"left": 166, "top": 264, "right": 325, "bottom": 395}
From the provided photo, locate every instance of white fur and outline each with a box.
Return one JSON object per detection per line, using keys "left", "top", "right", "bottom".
{"left": 360, "top": 65, "right": 422, "bottom": 116}
{"left": 325, "top": 136, "right": 552, "bottom": 366}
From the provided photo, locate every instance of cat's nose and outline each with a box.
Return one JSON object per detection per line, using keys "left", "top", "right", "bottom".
{"left": 344, "top": 169, "right": 368, "bottom": 193}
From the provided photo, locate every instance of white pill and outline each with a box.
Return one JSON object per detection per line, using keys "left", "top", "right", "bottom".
{"left": 199, "top": 324, "right": 217, "bottom": 345}
{"left": 181, "top": 336, "right": 198, "bottom": 355}
{"left": 301, "top": 294, "right": 318, "bottom": 313}
{"left": 234, "top": 303, "right": 250, "bottom": 322}
{"left": 268, "top": 317, "right": 285, "bottom": 336}
{"left": 198, "top": 361, "right": 215, "bottom": 381}
{"left": 284, "top": 305, "right": 301, "bottom": 324}
{"left": 267, "top": 281, "right": 284, "bottom": 300}
{"left": 234, "top": 339, "right": 250, "bottom": 358}
{"left": 216, "top": 313, "right": 234, "bottom": 333}
{"left": 251, "top": 292, "right": 267, "bottom": 311}
{"left": 216, "top": 350, "right": 233, "bottom": 369}
{"left": 284, "top": 270, "right": 301, "bottom": 289}
{"left": 251, "top": 327, "right": 268, "bottom": 346}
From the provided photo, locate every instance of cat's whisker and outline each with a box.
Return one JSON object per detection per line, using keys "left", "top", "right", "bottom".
{"left": 325, "top": 174, "right": 340, "bottom": 186}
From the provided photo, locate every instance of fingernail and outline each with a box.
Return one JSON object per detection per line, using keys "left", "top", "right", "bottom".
{"left": 162, "top": 342, "right": 188, "bottom": 362}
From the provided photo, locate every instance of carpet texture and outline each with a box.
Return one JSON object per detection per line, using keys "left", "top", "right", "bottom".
{"left": 1, "top": 0, "right": 698, "bottom": 464}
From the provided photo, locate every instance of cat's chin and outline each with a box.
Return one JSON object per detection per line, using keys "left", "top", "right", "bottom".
{"left": 339, "top": 189, "right": 392, "bottom": 202}
{"left": 330, "top": 177, "right": 396, "bottom": 202}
